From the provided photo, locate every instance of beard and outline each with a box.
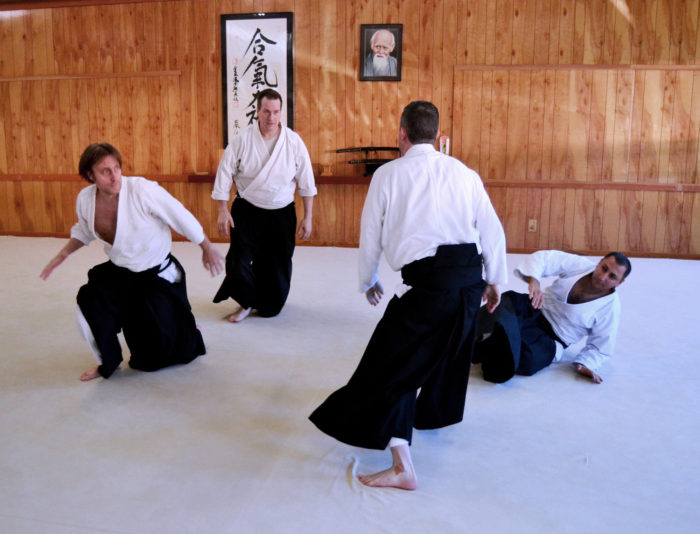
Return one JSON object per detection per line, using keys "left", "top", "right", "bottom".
{"left": 372, "top": 55, "right": 390, "bottom": 74}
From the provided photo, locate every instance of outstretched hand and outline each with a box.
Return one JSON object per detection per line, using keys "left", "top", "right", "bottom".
{"left": 365, "top": 281, "right": 384, "bottom": 306}
{"left": 482, "top": 284, "right": 500, "bottom": 313}
{"left": 217, "top": 211, "right": 234, "bottom": 237}
{"left": 40, "top": 253, "right": 67, "bottom": 280}
{"left": 574, "top": 363, "right": 603, "bottom": 384}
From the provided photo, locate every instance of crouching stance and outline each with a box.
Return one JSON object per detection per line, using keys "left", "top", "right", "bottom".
{"left": 474, "top": 250, "right": 631, "bottom": 384}
{"left": 40, "top": 143, "right": 224, "bottom": 381}
{"left": 309, "top": 101, "right": 508, "bottom": 490}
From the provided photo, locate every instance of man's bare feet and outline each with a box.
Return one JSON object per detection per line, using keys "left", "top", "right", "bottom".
{"left": 227, "top": 307, "right": 253, "bottom": 323}
{"left": 358, "top": 443, "right": 418, "bottom": 490}
{"left": 575, "top": 363, "right": 603, "bottom": 384}
{"left": 80, "top": 366, "right": 100, "bottom": 382}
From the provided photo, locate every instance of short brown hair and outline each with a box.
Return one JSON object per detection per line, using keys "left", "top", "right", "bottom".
{"left": 256, "top": 88, "right": 283, "bottom": 110}
{"left": 400, "top": 101, "right": 439, "bottom": 144}
{"left": 78, "top": 143, "right": 122, "bottom": 183}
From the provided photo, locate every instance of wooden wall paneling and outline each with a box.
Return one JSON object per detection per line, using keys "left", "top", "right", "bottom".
{"left": 465, "top": 0, "right": 487, "bottom": 65}
{"left": 525, "top": 69, "right": 546, "bottom": 180}
{"left": 10, "top": 9, "right": 26, "bottom": 76}
{"left": 452, "top": 70, "right": 464, "bottom": 163}
{"left": 571, "top": 0, "right": 586, "bottom": 64}
{"left": 131, "top": 76, "right": 149, "bottom": 172}
{"left": 570, "top": 69, "right": 591, "bottom": 181}
{"left": 338, "top": 0, "right": 356, "bottom": 176}
{"left": 417, "top": 0, "right": 434, "bottom": 100}
{"left": 318, "top": 0, "right": 337, "bottom": 169}
{"left": 627, "top": 70, "right": 644, "bottom": 182}
{"left": 511, "top": 0, "right": 536, "bottom": 65}
{"left": 684, "top": 71, "right": 700, "bottom": 183}
{"left": 531, "top": 0, "right": 551, "bottom": 65}
{"left": 665, "top": 192, "right": 685, "bottom": 254}
{"left": 493, "top": 0, "right": 513, "bottom": 66}
{"left": 678, "top": 192, "right": 693, "bottom": 254}
{"left": 27, "top": 80, "right": 47, "bottom": 172}
{"left": 355, "top": 0, "right": 373, "bottom": 149}
{"left": 540, "top": 69, "right": 556, "bottom": 181}
{"left": 587, "top": 69, "right": 607, "bottom": 182}
{"left": 639, "top": 70, "right": 663, "bottom": 182}
{"left": 0, "top": 182, "right": 8, "bottom": 232}
{"left": 0, "top": 82, "right": 7, "bottom": 172}
{"left": 455, "top": 0, "right": 468, "bottom": 65}
{"left": 619, "top": 189, "right": 642, "bottom": 253}
{"left": 28, "top": 9, "right": 50, "bottom": 75}
{"left": 332, "top": 0, "right": 347, "bottom": 175}
{"left": 561, "top": 188, "right": 576, "bottom": 250}
{"left": 668, "top": 70, "right": 692, "bottom": 183}
{"left": 116, "top": 79, "right": 135, "bottom": 173}
{"left": 439, "top": 0, "right": 457, "bottom": 139}
{"left": 550, "top": 69, "right": 570, "bottom": 180}
{"left": 600, "top": 190, "right": 619, "bottom": 251}
{"left": 653, "top": 191, "right": 670, "bottom": 252}
{"left": 504, "top": 186, "right": 526, "bottom": 249}
{"left": 505, "top": 70, "right": 529, "bottom": 180}
{"left": 193, "top": 0, "right": 216, "bottom": 172}
{"left": 658, "top": 70, "right": 676, "bottom": 183}
{"left": 96, "top": 4, "right": 116, "bottom": 72}
{"left": 610, "top": 0, "right": 632, "bottom": 64}
{"left": 478, "top": 70, "right": 493, "bottom": 179}
{"left": 537, "top": 188, "right": 552, "bottom": 249}
{"left": 549, "top": 187, "right": 569, "bottom": 250}
{"left": 308, "top": 0, "right": 322, "bottom": 161}
{"left": 689, "top": 193, "right": 700, "bottom": 254}
{"left": 75, "top": 79, "right": 90, "bottom": 162}
{"left": 488, "top": 70, "right": 508, "bottom": 179}
{"left": 611, "top": 70, "right": 633, "bottom": 182}
{"left": 43, "top": 180, "right": 63, "bottom": 233}
{"left": 8, "top": 81, "right": 27, "bottom": 171}
{"left": 600, "top": 69, "right": 617, "bottom": 181}
{"left": 482, "top": 0, "right": 496, "bottom": 65}
{"left": 457, "top": 70, "right": 482, "bottom": 171}
{"left": 639, "top": 190, "right": 658, "bottom": 252}
{"left": 523, "top": 187, "right": 542, "bottom": 250}
{"left": 655, "top": 0, "right": 673, "bottom": 64}
{"left": 398, "top": 0, "right": 420, "bottom": 113}
{"left": 0, "top": 12, "right": 13, "bottom": 77}
{"left": 557, "top": 0, "right": 575, "bottom": 64}
{"left": 147, "top": 78, "right": 164, "bottom": 174}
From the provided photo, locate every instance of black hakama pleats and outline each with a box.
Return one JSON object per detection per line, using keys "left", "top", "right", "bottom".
{"left": 309, "top": 244, "right": 486, "bottom": 450}
{"left": 213, "top": 196, "right": 297, "bottom": 317}
{"left": 76, "top": 255, "right": 205, "bottom": 378}
{"left": 474, "top": 290, "right": 564, "bottom": 383}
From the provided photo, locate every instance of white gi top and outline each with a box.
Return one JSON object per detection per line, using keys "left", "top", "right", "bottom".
{"left": 71, "top": 176, "right": 205, "bottom": 273}
{"left": 211, "top": 124, "right": 317, "bottom": 209}
{"left": 359, "top": 143, "right": 508, "bottom": 292}
{"left": 515, "top": 250, "right": 621, "bottom": 372}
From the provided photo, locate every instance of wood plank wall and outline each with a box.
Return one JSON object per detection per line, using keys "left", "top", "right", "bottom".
{"left": 1, "top": 0, "right": 699, "bottom": 257}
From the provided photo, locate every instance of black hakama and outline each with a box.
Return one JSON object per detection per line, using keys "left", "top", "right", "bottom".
{"left": 213, "top": 196, "right": 297, "bottom": 317}
{"left": 474, "top": 290, "right": 566, "bottom": 383}
{"left": 309, "top": 244, "right": 486, "bottom": 450}
{"left": 76, "top": 255, "right": 205, "bottom": 378}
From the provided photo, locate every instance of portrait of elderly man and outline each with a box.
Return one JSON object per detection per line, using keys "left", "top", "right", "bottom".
{"left": 363, "top": 28, "right": 400, "bottom": 78}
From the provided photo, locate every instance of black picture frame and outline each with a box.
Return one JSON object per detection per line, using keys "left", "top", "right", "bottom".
{"left": 221, "top": 12, "right": 294, "bottom": 147}
{"left": 359, "top": 24, "right": 402, "bottom": 82}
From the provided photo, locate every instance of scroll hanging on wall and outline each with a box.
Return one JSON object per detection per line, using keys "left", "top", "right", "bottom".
{"left": 221, "top": 12, "right": 294, "bottom": 147}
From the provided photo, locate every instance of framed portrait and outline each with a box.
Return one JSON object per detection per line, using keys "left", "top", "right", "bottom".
{"left": 221, "top": 12, "right": 294, "bottom": 147}
{"left": 359, "top": 24, "right": 402, "bottom": 82}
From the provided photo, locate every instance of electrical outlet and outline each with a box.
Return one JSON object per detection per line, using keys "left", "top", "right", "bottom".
{"left": 528, "top": 219, "right": 537, "bottom": 232}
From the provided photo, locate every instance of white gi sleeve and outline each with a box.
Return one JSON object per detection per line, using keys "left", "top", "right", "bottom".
{"left": 515, "top": 250, "right": 594, "bottom": 282}
{"left": 211, "top": 142, "right": 238, "bottom": 201}
{"left": 358, "top": 174, "right": 386, "bottom": 292}
{"left": 292, "top": 133, "right": 317, "bottom": 197}
{"left": 70, "top": 187, "right": 96, "bottom": 245}
{"left": 573, "top": 297, "right": 620, "bottom": 371}
{"left": 472, "top": 176, "right": 508, "bottom": 285}
{"left": 142, "top": 181, "right": 205, "bottom": 245}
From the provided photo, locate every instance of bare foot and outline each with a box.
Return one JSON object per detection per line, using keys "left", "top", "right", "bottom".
{"left": 80, "top": 366, "right": 100, "bottom": 382}
{"left": 358, "top": 443, "right": 418, "bottom": 490}
{"left": 227, "top": 307, "right": 253, "bottom": 323}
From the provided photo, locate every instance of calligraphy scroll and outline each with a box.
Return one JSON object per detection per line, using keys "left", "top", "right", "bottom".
{"left": 221, "top": 12, "right": 294, "bottom": 146}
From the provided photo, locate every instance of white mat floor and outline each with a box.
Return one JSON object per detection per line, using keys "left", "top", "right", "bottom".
{"left": 0, "top": 236, "right": 698, "bottom": 534}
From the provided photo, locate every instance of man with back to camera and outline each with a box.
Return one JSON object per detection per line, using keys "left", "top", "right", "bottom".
{"left": 474, "top": 250, "right": 631, "bottom": 384}
{"left": 310, "top": 101, "right": 508, "bottom": 490}
{"left": 212, "top": 88, "right": 317, "bottom": 323}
